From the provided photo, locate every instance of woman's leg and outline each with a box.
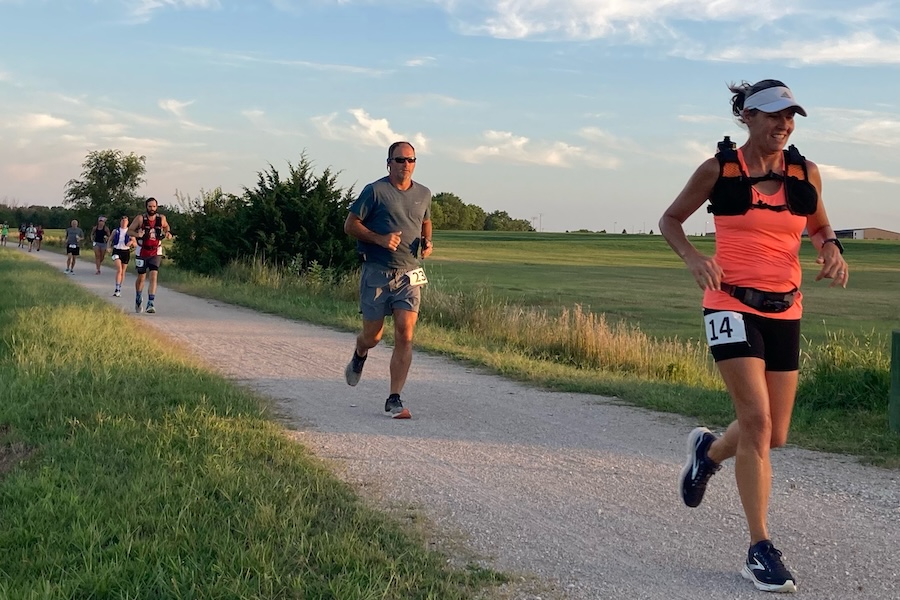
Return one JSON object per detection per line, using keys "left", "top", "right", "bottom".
{"left": 714, "top": 357, "right": 774, "bottom": 544}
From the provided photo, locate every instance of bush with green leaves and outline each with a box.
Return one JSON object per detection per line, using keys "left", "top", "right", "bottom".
{"left": 170, "top": 156, "right": 359, "bottom": 275}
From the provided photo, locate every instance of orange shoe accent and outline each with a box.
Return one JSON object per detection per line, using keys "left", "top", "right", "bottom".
{"left": 392, "top": 408, "right": 411, "bottom": 419}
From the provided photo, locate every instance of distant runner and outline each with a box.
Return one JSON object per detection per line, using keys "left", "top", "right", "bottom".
{"left": 127, "top": 198, "right": 171, "bottom": 314}
{"left": 90, "top": 216, "right": 111, "bottom": 274}
{"left": 107, "top": 216, "right": 135, "bottom": 297}
{"left": 63, "top": 220, "right": 85, "bottom": 274}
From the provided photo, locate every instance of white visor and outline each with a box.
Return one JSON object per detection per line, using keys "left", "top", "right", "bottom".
{"left": 744, "top": 86, "right": 807, "bottom": 117}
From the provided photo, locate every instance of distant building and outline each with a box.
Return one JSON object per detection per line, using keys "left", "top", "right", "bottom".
{"left": 833, "top": 228, "right": 900, "bottom": 240}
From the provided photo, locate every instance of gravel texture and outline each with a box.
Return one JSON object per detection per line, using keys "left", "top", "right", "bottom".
{"left": 32, "top": 249, "right": 900, "bottom": 599}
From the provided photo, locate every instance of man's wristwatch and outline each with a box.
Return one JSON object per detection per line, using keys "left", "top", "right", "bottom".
{"left": 822, "top": 238, "right": 844, "bottom": 254}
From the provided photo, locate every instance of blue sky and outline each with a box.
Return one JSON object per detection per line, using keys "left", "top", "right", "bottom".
{"left": 1, "top": 0, "right": 898, "bottom": 235}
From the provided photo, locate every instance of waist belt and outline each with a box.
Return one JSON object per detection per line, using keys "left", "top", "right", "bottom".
{"left": 720, "top": 283, "right": 797, "bottom": 313}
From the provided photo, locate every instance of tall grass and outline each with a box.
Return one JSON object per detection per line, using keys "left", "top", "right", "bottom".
{"left": 162, "top": 254, "right": 899, "bottom": 464}
{"left": 424, "top": 286, "right": 720, "bottom": 388}
{"left": 193, "top": 256, "right": 891, "bottom": 405}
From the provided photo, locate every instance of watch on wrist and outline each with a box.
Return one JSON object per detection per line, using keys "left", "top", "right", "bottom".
{"left": 823, "top": 238, "right": 844, "bottom": 254}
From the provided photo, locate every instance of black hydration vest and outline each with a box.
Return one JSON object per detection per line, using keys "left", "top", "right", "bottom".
{"left": 707, "top": 137, "right": 818, "bottom": 216}
{"left": 141, "top": 214, "right": 163, "bottom": 243}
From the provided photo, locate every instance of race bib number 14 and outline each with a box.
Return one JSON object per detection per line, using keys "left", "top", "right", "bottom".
{"left": 704, "top": 311, "right": 748, "bottom": 347}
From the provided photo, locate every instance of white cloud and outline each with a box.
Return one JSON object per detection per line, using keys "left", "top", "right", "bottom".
{"left": 442, "top": 0, "right": 788, "bottom": 41}
{"left": 400, "top": 93, "right": 471, "bottom": 108}
{"left": 405, "top": 56, "right": 436, "bottom": 67}
{"left": 311, "top": 108, "right": 428, "bottom": 152}
{"left": 159, "top": 98, "right": 193, "bottom": 119}
{"left": 184, "top": 47, "right": 389, "bottom": 76}
{"left": 819, "top": 164, "right": 900, "bottom": 185}
{"left": 811, "top": 108, "right": 900, "bottom": 147}
{"left": 129, "top": 0, "right": 220, "bottom": 22}
{"left": 462, "top": 130, "right": 619, "bottom": 168}
{"left": 432, "top": 0, "right": 899, "bottom": 67}
{"left": 577, "top": 126, "right": 641, "bottom": 152}
{"left": 241, "top": 108, "right": 300, "bottom": 137}
{"left": 158, "top": 98, "right": 215, "bottom": 132}
{"left": 677, "top": 115, "right": 731, "bottom": 124}
{"left": 712, "top": 32, "right": 900, "bottom": 66}
{"left": 17, "top": 113, "right": 70, "bottom": 130}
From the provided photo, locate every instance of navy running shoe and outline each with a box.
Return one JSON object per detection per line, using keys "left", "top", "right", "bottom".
{"left": 679, "top": 427, "right": 721, "bottom": 507}
{"left": 742, "top": 539, "right": 798, "bottom": 593}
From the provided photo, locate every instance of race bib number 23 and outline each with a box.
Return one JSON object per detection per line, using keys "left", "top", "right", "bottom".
{"left": 704, "top": 311, "right": 748, "bottom": 347}
{"left": 406, "top": 267, "right": 428, "bottom": 287}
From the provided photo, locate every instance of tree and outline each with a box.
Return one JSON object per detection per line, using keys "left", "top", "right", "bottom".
{"left": 484, "top": 210, "right": 535, "bottom": 232}
{"left": 64, "top": 150, "right": 147, "bottom": 219}
{"left": 169, "top": 155, "right": 358, "bottom": 275}
{"left": 431, "top": 192, "right": 486, "bottom": 230}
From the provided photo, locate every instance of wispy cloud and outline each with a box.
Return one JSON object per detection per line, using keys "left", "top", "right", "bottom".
{"left": 158, "top": 98, "right": 215, "bottom": 132}
{"left": 311, "top": 108, "right": 428, "bottom": 152}
{"left": 16, "top": 113, "right": 70, "bottom": 131}
{"left": 241, "top": 108, "right": 301, "bottom": 137}
{"left": 405, "top": 56, "right": 436, "bottom": 67}
{"left": 577, "top": 126, "right": 641, "bottom": 153}
{"left": 183, "top": 47, "right": 389, "bottom": 76}
{"left": 712, "top": 32, "right": 900, "bottom": 66}
{"left": 159, "top": 99, "right": 193, "bottom": 119}
{"left": 819, "top": 164, "right": 900, "bottom": 185}
{"left": 399, "top": 93, "right": 471, "bottom": 109}
{"left": 812, "top": 108, "right": 900, "bottom": 147}
{"left": 443, "top": 0, "right": 788, "bottom": 41}
{"left": 677, "top": 115, "right": 732, "bottom": 125}
{"left": 129, "top": 0, "right": 220, "bottom": 23}
{"left": 461, "top": 130, "right": 619, "bottom": 168}
{"left": 434, "top": 0, "right": 899, "bottom": 66}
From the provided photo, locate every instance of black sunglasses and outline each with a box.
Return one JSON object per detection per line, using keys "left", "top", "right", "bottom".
{"left": 391, "top": 157, "right": 416, "bottom": 164}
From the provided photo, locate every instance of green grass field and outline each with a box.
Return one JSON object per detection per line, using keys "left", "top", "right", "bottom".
{"left": 425, "top": 231, "right": 900, "bottom": 346}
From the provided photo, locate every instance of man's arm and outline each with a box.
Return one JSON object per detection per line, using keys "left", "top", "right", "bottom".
{"left": 127, "top": 215, "right": 143, "bottom": 238}
{"left": 344, "top": 213, "right": 400, "bottom": 251}
{"left": 420, "top": 219, "right": 433, "bottom": 258}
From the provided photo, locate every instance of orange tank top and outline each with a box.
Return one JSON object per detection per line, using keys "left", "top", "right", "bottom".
{"left": 702, "top": 149, "right": 807, "bottom": 320}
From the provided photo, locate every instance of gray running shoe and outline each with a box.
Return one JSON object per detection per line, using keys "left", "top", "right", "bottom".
{"left": 384, "top": 395, "right": 411, "bottom": 419}
{"left": 344, "top": 351, "right": 366, "bottom": 386}
{"left": 145, "top": 303, "right": 156, "bottom": 314}
{"left": 135, "top": 301, "right": 143, "bottom": 313}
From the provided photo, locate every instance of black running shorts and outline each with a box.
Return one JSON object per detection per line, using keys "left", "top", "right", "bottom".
{"left": 703, "top": 309, "right": 800, "bottom": 372}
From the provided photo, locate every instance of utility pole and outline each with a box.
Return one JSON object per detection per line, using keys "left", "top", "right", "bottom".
{"left": 539, "top": 213, "right": 543, "bottom": 232}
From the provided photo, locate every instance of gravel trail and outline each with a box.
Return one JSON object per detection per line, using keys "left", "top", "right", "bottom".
{"left": 30, "top": 248, "right": 900, "bottom": 599}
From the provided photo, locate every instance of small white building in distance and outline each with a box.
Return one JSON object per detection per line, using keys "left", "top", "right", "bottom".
{"left": 833, "top": 228, "right": 900, "bottom": 240}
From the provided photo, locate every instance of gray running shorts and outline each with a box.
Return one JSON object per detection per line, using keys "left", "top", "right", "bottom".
{"left": 359, "top": 263, "right": 421, "bottom": 320}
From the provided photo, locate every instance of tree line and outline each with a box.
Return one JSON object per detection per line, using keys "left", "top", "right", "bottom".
{"left": 10, "top": 149, "right": 534, "bottom": 275}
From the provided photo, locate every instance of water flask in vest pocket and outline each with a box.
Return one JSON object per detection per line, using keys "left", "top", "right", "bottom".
{"left": 717, "top": 136, "right": 736, "bottom": 153}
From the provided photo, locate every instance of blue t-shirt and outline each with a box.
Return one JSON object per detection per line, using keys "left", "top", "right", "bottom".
{"left": 349, "top": 177, "right": 431, "bottom": 270}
